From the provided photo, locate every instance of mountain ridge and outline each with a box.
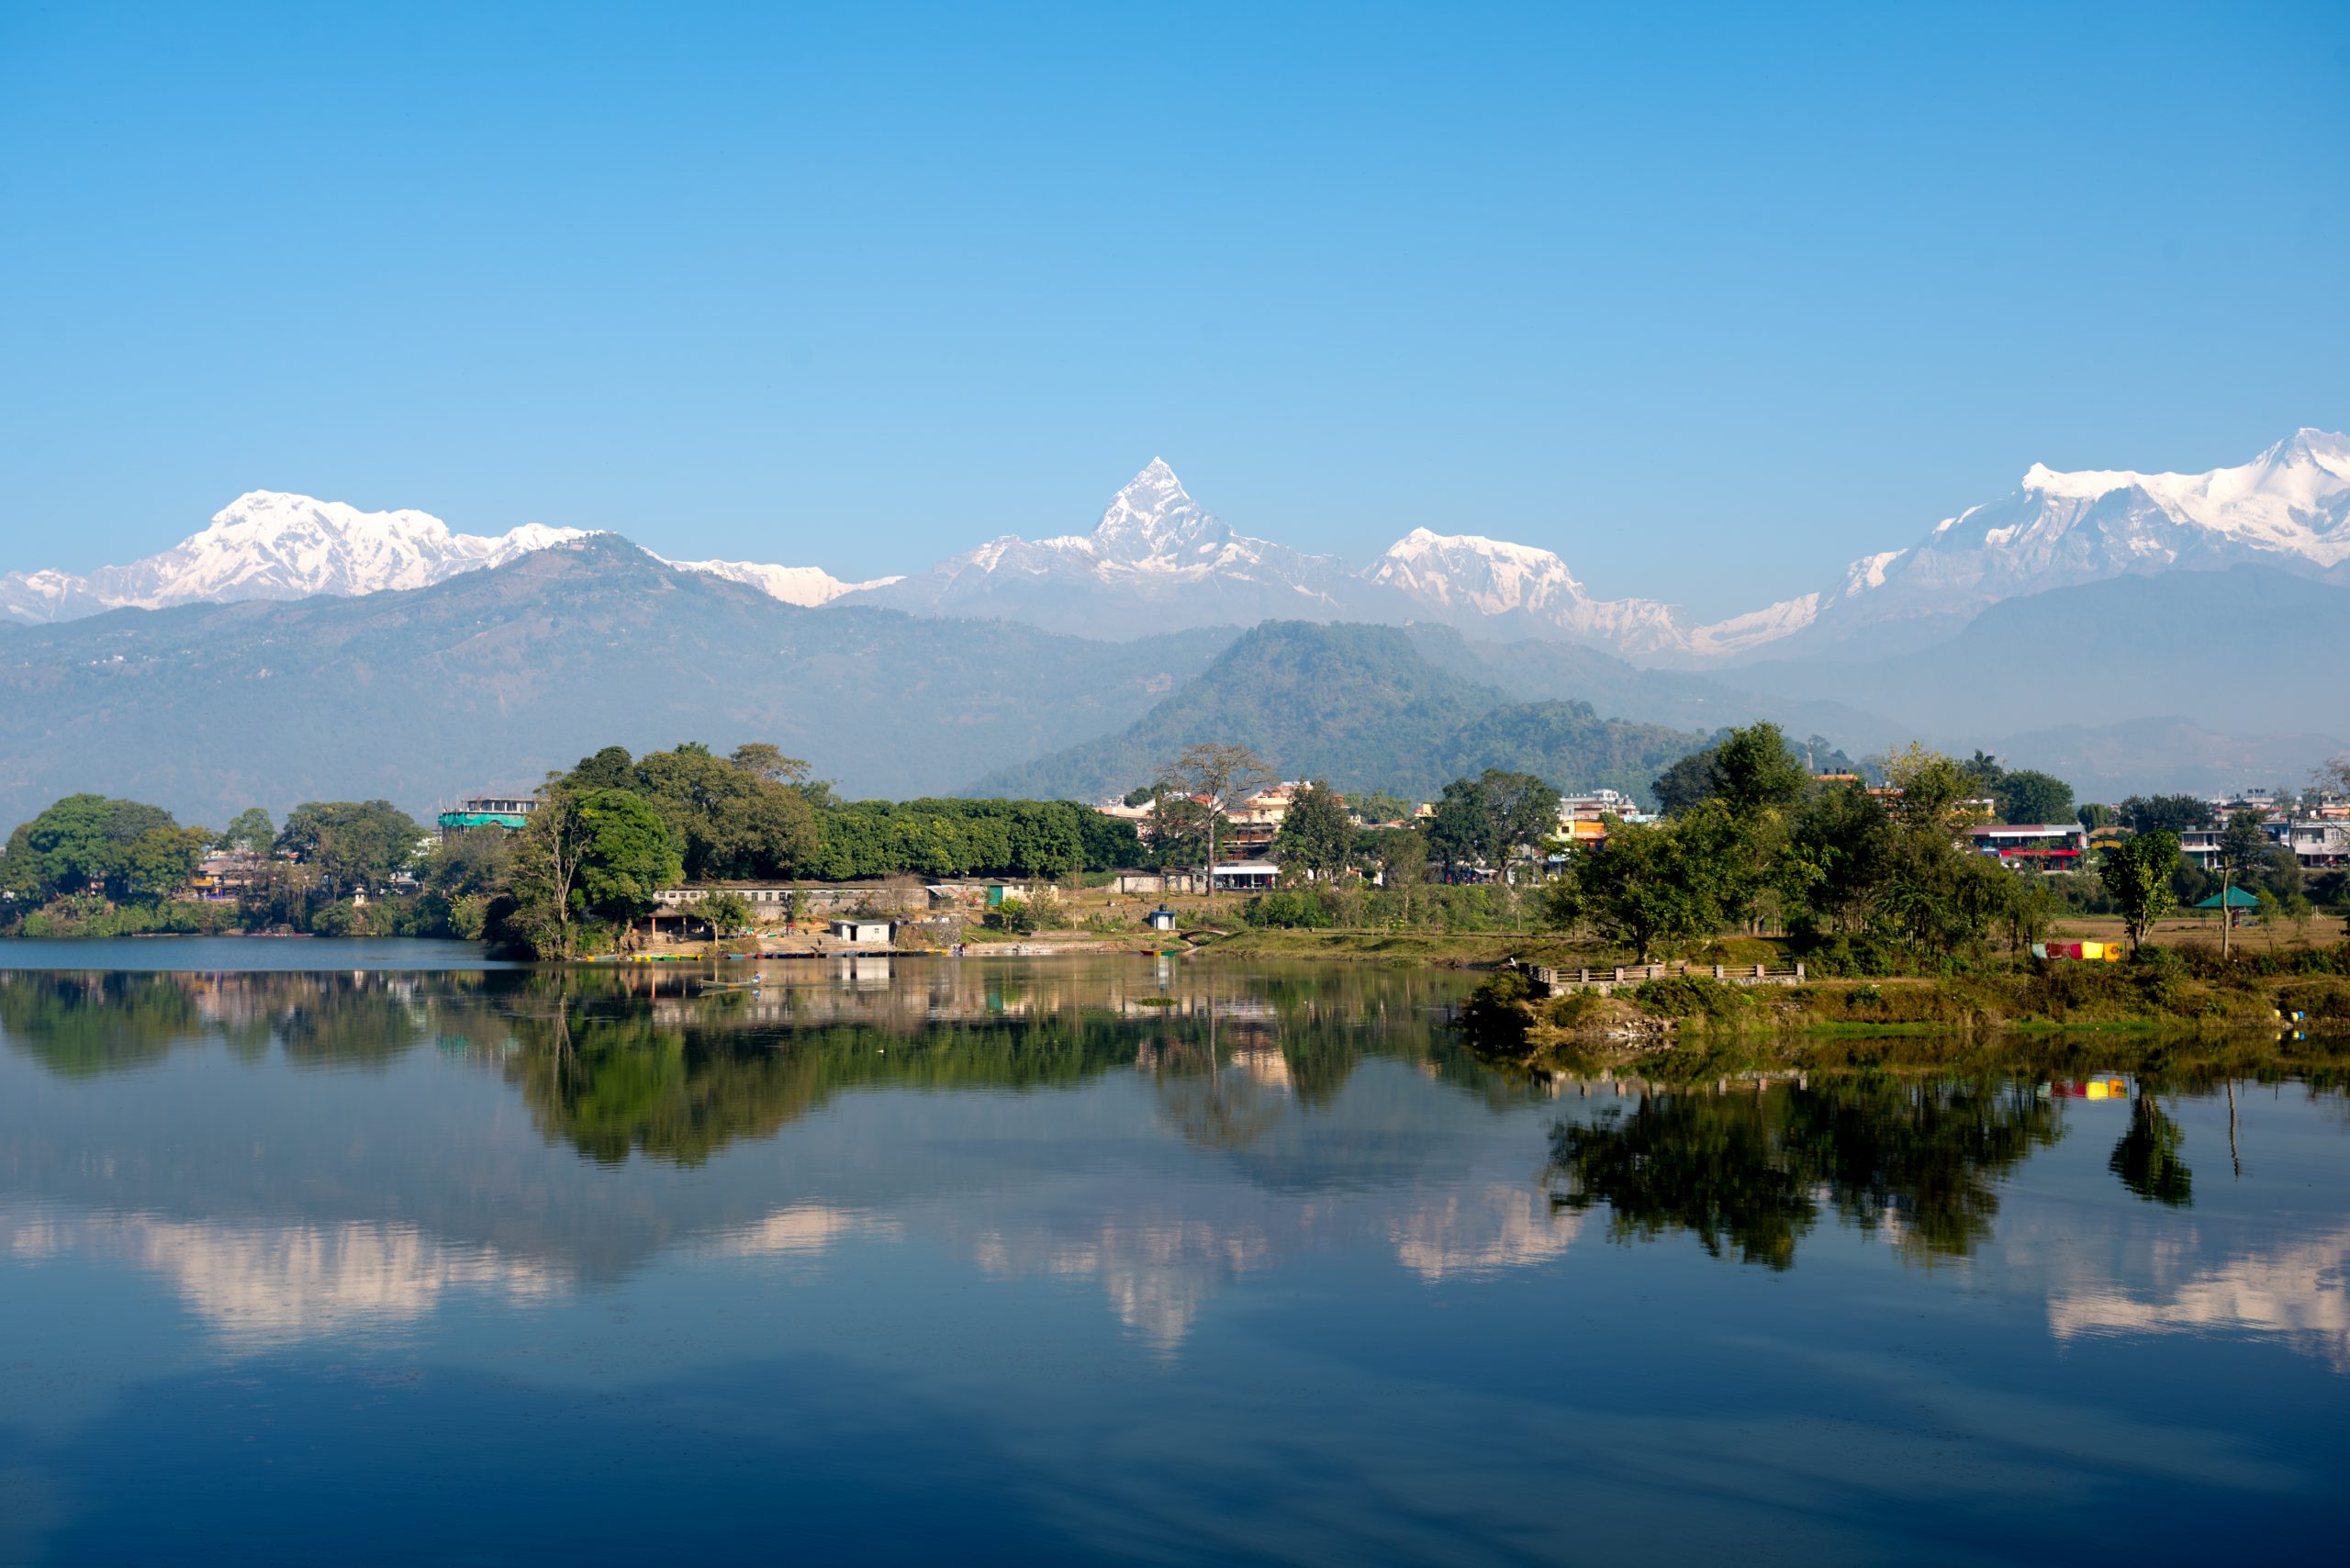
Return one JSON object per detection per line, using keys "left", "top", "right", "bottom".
{"left": 9, "top": 431, "right": 2347, "bottom": 668}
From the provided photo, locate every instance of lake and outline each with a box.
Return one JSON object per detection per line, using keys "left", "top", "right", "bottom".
{"left": 0, "top": 944, "right": 2344, "bottom": 1563}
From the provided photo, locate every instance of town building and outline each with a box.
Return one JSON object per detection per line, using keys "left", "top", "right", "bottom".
{"left": 1964, "top": 823, "right": 2087, "bottom": 872}
{"left": 436, "top": 795, "right": 539, "bottom": 840}
{"left": 826, "top": 917, "right": 894, "bottom": 946}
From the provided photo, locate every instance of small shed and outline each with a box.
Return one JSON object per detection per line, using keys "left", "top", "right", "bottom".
{"left": 1146, "top": 907, "right": 1179, "bottom": 933}
{"left": 826, "top": 917, "right": 894, "bottom": 946}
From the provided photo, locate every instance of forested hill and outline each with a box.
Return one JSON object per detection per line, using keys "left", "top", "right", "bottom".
{"left": 968, "top": 622, "right": 1711, "bottom": 802}
{"left": 0, "top": 537, "right": 1231, "bottom": 828}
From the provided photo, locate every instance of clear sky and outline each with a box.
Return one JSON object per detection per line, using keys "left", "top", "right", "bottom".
{"left": 3, "top": 1, "right": 2345, "bottom": 618}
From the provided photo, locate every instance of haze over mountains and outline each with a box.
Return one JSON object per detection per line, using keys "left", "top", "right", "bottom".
{"left": 11, "top": 431, "right": 2346, "bottom": 663}
{"left": 1, "top": 430, "right": 2344, "bottom": 822}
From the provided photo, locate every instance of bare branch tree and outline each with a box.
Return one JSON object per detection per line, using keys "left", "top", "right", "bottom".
{"left": 1164, "top": 743, "right": 1275, "bottom": 898}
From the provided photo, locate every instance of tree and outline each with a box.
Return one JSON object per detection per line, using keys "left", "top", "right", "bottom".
{"left": 1350, "top": 790, "right": 1414, "bottom": 826}
{"left": 509, "top": 787, "right": 681, "bottom": 958}
{"left": 1650, "top": 747, "right": 1719, "bottom": 818}
{"left": 275, "top": 801, "right": 423, "bottom": 893}
{"left": 630, "top": 744, "right": 818, "bottom": 880}
{"left": 223, "top": 807, "right": 275, "bottom": 857}
{"left": 574, "top": 790, "right": 686, "bottom": 927}
{"left": 1993, "top": 769, "right": 2074, "bottom": 826}
{"left": 1427, "top": 769, "right": 1556, "bottom": 874}
{"left": 2119, "top": 794, "right": 2210, "bottom": 834}
{"left": 1547, "top": 803, "right": 1751, "bottom": 961}
{"left": 1273, "top": 781, "right": 1353, "bottom": 879}
{"left": 728, "top": 743, "right": 809, "bottom": 784}
{"left": 2076, "top": 802, "right": 2118, "bottom": 831}
{"left": 0, "top": 794, "right": 203, "bottom": 905}
{"left": 1878, "top": 745, "right": 1973, "bottom": 832}
{"left": 1711, "top": 722, "right": 1809, "bottom": 818}
{"left": 1652, "top": 723, "right": 1811, "bottom": 820}
{"left": 1162, "top": 743, "right": 1276, "bottom": 891}
{"left": 694, "top": 889, "right": 755, "bottom": 941}
{"left": 565, "top": 745, "right": 637, "bottom": 790}
{"left": 1145, "top": 787, "right": 1216, "bottom": 870}
{"left": 1374, "top": 828, "right": 1428, "bottom": 925}
{"left": 119, "top": 824, "right": 211, "bottom": 901}
{"left": 2101, "top": 830, "right": 2180, "bottom": 952}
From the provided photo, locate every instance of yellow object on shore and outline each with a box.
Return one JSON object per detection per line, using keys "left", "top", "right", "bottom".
{"left": 2082, "top": 942, "right": 2104, "bottom": 960}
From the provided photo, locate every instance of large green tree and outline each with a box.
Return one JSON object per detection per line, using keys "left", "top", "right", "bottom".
{"left": 621, "top": 744, "right": 818, "bottom": 881}
{"left": 1993, "top": 769, "right": 2075, "bottom": 826}
{"left": 1547, "top": 801, "right": 1752, "bottom": 961}
{"left": 1, "top": 794, "right": 205, "bottom": 905}
{"left": 2100, "top": 830, "right": 2181, "bottom": 952}
{"left": 1273, "top": 781, "right": 1354, "bottom": 879}
{"left": 275, "top": 801, "right": 424, "bottom": 893}
{"left": 222, "top": 807, "right": 275, "bottom": 856}
{"left": 1426, "top": 768, "right": 1556, "bottom": 874}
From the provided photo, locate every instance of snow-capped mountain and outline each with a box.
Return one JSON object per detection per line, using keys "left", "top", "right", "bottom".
{"left": 845, "top": 458, "right": 1383, "bottom": 635}
{"left": 1368, "top": 529, "right": 1687, "bottom": 655}
{"left": 12, "top": 431, "right": 2343, "bottom": 664}
{"left": 1725, "top": 429, "right": 2350, "bottom": 656}
{"left": 0, "top": 491, "right": 875, "bottom": 624}
{"left": 0, "top": 492, "right": 589, "bottom": 623}
{"left": 655, "top": 555, "right": 901, "bottom": 608}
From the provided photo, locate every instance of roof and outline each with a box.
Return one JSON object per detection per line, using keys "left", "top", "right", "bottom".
{"left": 2193, "top": 887, "right": 2263, "bottom": 908}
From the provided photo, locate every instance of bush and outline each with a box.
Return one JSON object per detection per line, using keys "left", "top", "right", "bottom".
{"left": 1459, "top": 969, "right": 1540, "bottom": 1052}
{"left": 1241, "top": 890, "right": 1340, "bottom": 930}
{"left": 307, "top": 901, "right": 363, "bottom": 936}
{"left": 984, "top": 896, "right": 1038, "bottom": 935}
{"left": 2278, "top": 980, "right": 2350, "bottom": 1022}
{"left": 1629, "top": 974, "right": 1757, "bottom": 1022}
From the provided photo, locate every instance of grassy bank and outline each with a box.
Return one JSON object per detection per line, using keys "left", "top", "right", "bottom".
{"left": 1460, "top": 959, "right": 2350, "bottom": 1067}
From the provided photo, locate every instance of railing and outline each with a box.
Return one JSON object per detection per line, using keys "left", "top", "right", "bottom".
{"left": 1529, "top": 960, "right": 1806, "bottom": 995}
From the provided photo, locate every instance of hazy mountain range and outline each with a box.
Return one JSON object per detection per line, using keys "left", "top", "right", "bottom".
{"left": 11, "top": 431, "right": 2347, "bottom": 665}
{"left": 1, "top": 433, "right": 2344, "bottom": 824}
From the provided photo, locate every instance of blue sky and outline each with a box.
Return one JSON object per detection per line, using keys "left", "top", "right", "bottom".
{"left": 3, "top": 1, "right": 2344, "bottom": 617}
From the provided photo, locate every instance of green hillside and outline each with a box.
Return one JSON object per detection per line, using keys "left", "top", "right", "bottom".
{"left": 968, "top": 622, "right": 1708, "bottom": 801}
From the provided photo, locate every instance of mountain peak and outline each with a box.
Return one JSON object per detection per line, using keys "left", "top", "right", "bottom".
{"left": 1088, "top": 457, "right": 1220, "bottom": 561}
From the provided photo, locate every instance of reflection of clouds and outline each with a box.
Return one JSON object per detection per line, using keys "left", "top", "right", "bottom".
{"left": 966, "top": 1182, "right": 1579, "bottom": 1350}
{"left": 1389, "top": 1185, "right": 1581, "bottom": 1282}
{"left": 0, "top": 1205, "right": 562, "bottom": 1346}
{"left": 705, "top": 1204, "right": 903, "bottom": 1260}
{"left": 2048, "top": 1226, "right": 2350, "bottom": 1371}
{"left": 977, "top": 1220, "right": 1274, "bottom": 1352}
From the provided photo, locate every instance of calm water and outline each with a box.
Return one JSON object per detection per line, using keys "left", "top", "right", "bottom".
{"left": 0, "top": 945, "right": 2344, "bottom": 1564}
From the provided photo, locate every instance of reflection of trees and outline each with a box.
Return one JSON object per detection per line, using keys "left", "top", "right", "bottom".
{"left": 0, "top": 972, "right": 209, "bottom": 1077}
{"left": 1545, "top": 1081, "right": 2064, "bottom": 1268}
{"left": 2109, "top": 1094, "right": 2193, "bottom": 1207}
{"left": 0, "top": 970, "right": 517, "bottom": 1078}
{"left": 506, "top": 1008, "right": 1147, "bottom": 1165}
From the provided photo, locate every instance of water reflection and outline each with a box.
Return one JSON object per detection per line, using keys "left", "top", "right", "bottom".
{"left": 0, "top": 1206, "right": 559, "bottom": 1346}
{"left": 1545, "top": 1080, "right": 2065, "bottom": 1267}
{"left": 6, "top": 956, "right": 2350, "bottom": 1562}
{"left": 2049, "top": 1225, "right": 2350, "bottom": 1371}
